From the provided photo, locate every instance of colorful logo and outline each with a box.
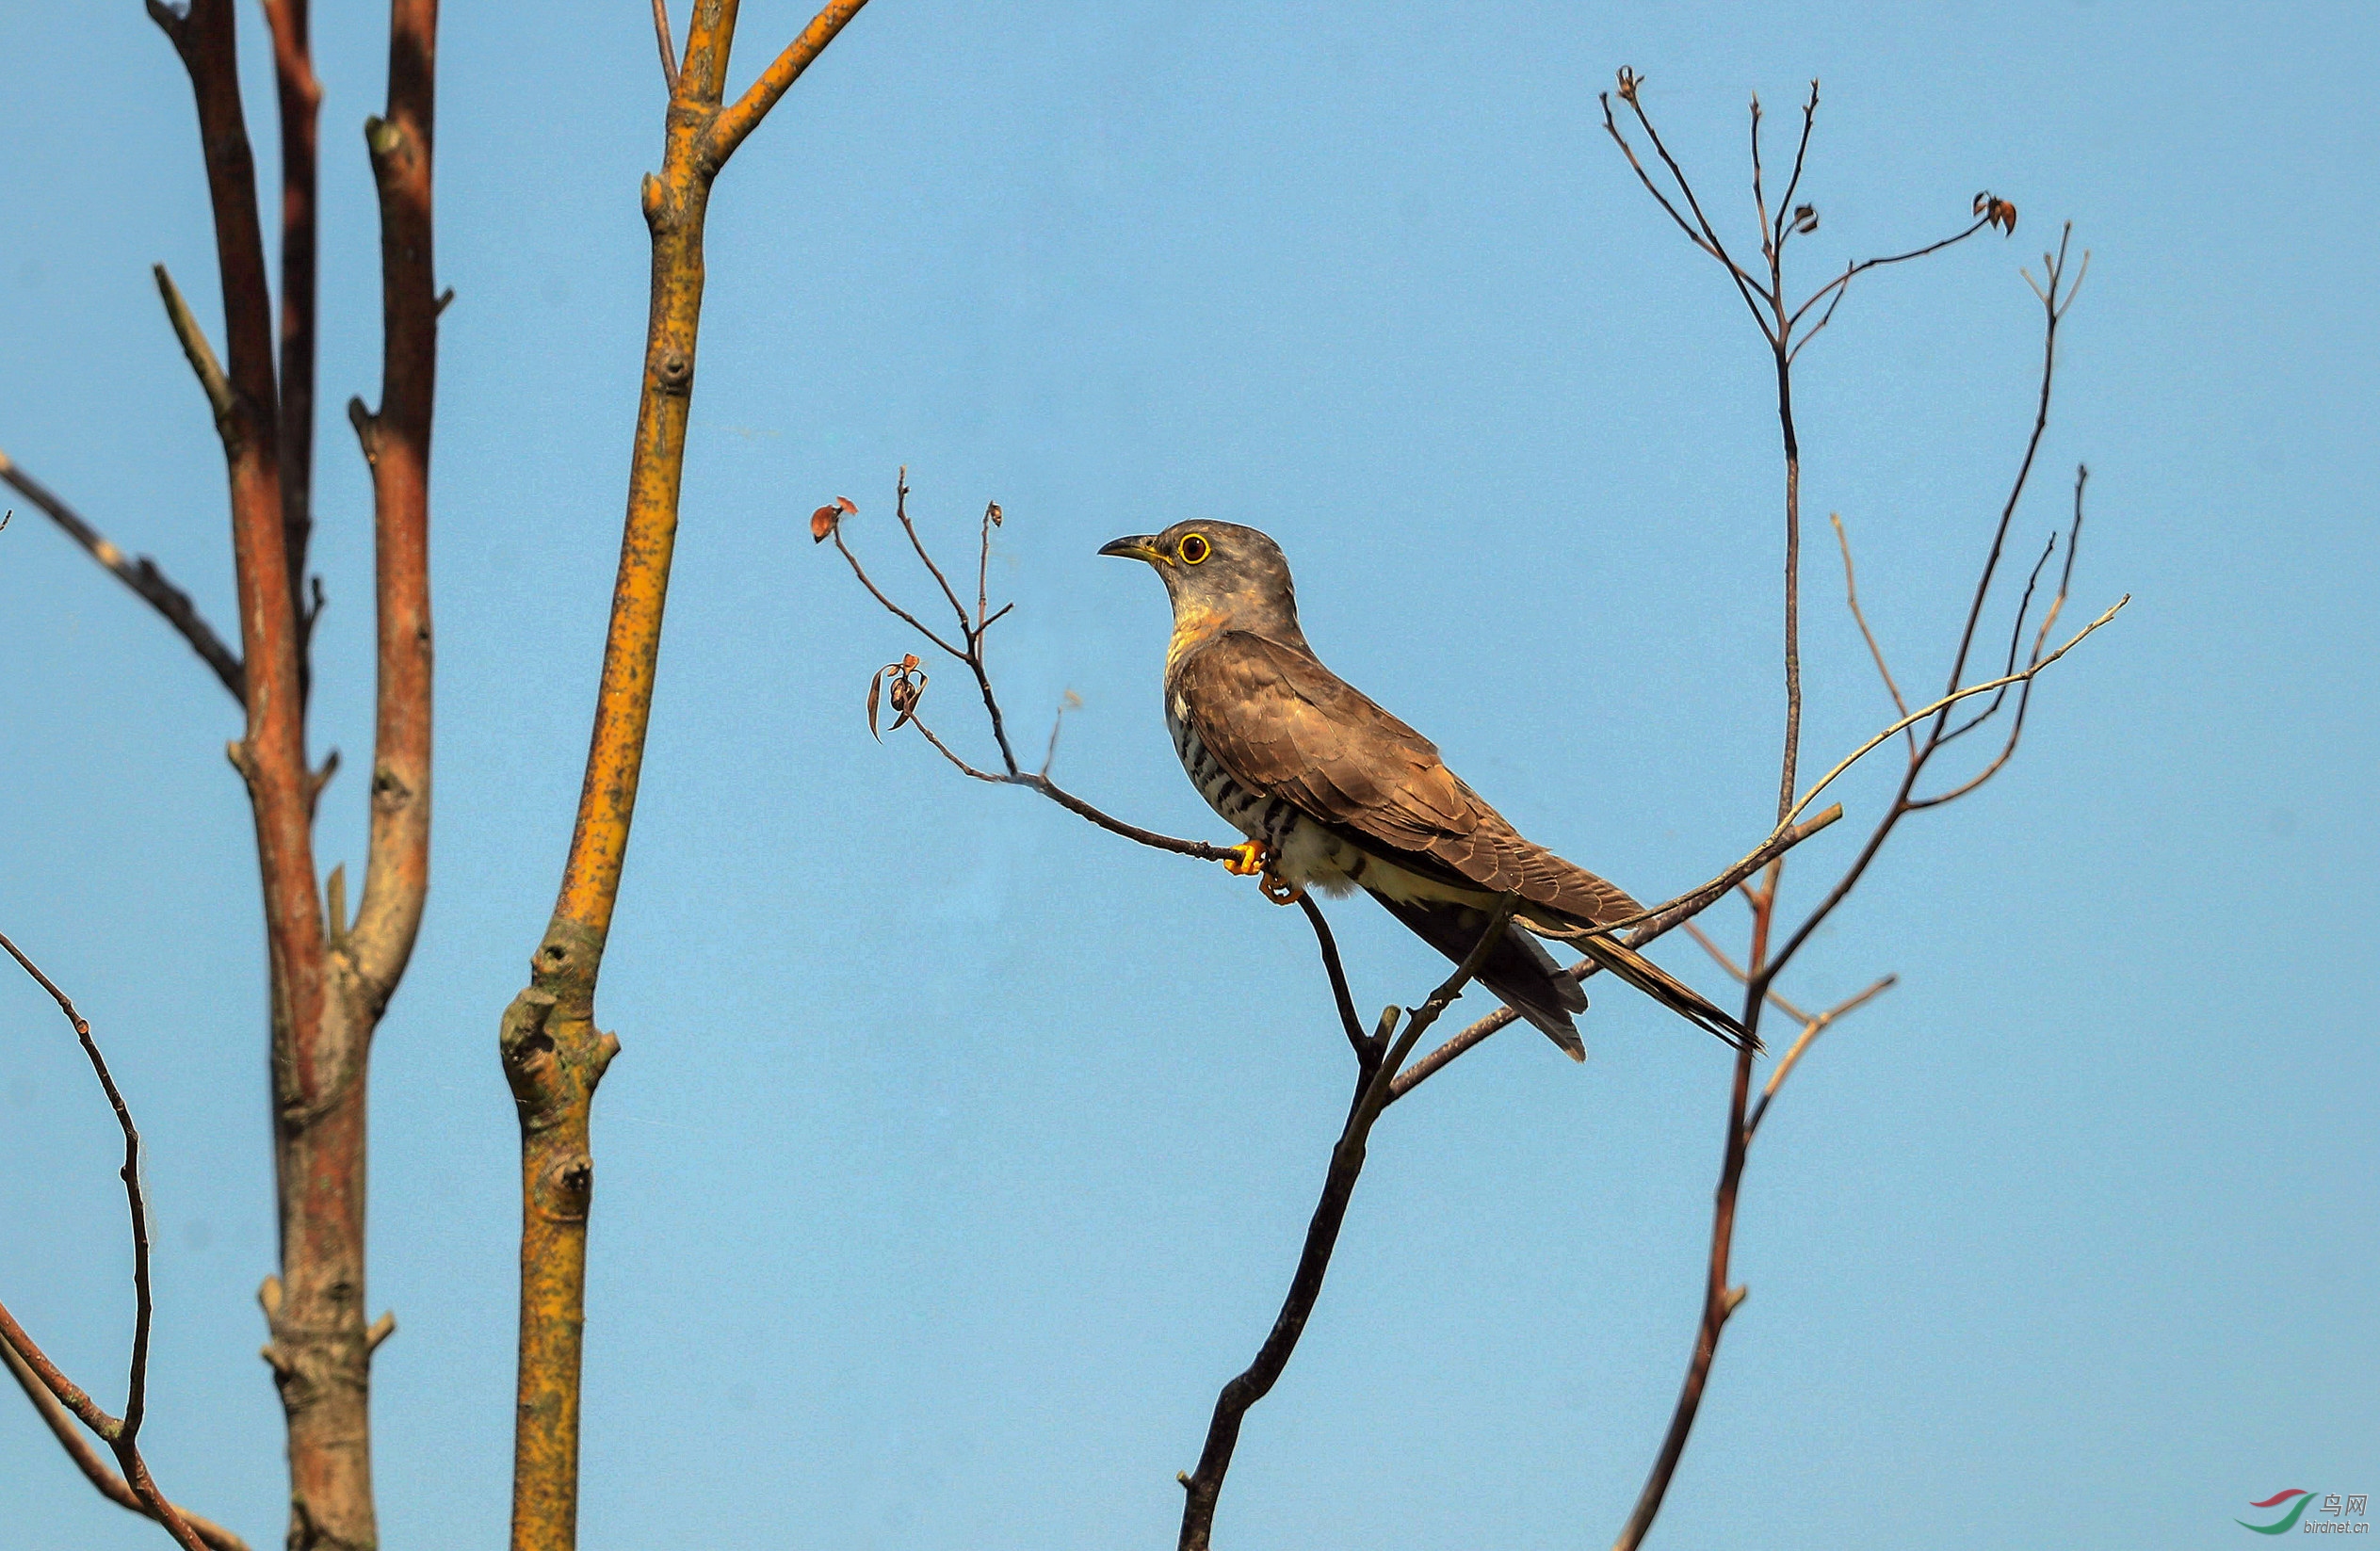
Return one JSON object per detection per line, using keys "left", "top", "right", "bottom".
{"left": 2240, "top": 1491, "right": 2315, "bottom": 1535}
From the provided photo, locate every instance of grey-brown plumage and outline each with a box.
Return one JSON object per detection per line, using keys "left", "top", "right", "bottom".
{"left": 1100, "top": 519, "right": 1748, "bottom": 1058}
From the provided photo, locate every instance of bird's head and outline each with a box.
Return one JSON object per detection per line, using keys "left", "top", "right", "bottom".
{"left": 1098, "top": 520, "right": 1303, "bottom": 642}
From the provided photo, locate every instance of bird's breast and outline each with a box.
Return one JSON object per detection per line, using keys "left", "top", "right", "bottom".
{"left": 1167, "top": 700, "right": 1272, "bottom": 844}
{"left": 1166, "top": 698, "right": 1437, "bottom": 901}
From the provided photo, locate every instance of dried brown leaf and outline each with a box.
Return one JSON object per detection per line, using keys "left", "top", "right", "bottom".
{"left": 1973, "top": 191, "right": 2018, "bottom": 234}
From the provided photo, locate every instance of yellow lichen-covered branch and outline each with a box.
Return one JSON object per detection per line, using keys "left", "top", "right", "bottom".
{"left": 498, "top": 4, "right": 873, "bottom": 1549}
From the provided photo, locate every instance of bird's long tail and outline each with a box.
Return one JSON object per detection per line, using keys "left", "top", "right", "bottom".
{"left": 1367, "top": 893, "right": 1588, "bottom": 1061}
{"left": 1570, "top": 934, "right": 1757, "bottom": 1050}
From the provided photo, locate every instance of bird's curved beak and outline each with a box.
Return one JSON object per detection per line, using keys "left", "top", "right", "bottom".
{"left": 1098, "top": 535, "right": 1167, "bottom": 565}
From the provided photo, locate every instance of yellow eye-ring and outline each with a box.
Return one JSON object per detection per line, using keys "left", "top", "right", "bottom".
{"left": 1177, "top": 532, "right": 1212, "bottom": 565}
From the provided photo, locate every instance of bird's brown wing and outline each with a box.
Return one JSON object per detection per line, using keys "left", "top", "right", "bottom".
{"left": 1173, "top": 631, "right": 1641, "bottom": 927}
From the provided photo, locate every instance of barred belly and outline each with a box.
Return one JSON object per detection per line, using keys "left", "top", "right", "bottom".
{"left": 1167, "top": 701, "right": 1370, "bottom": 897}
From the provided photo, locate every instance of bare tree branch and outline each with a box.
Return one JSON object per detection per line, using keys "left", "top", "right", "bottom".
{"left": 702, "top": 0, "right": 873, "bottom": 170}
{"left": 0, "top": 1340, "right": 249, "bottom": 1551}
{"left": 0, "top": 930, "right": 214, "bottom": 1551}
{"left": 1603, "top": 86, "right": 2111, "bottom": 1551}
{"left": 0, "top": 451, "right": 246, "bottom": 703}
{"left": 1175, "top": 899, "right": 1517, "bottom": 1551}
{"left": 1745, "top": 975, "right": 1894, "bottom": 1139}
{"left": 1831, "top": 512, "right": 1911, "bottom": 759}
{"left": 1784, "top": 215, "right": 1996, "bottom": 360}
{"left": 259, "top": 0, "right": 322, "bottom": 700}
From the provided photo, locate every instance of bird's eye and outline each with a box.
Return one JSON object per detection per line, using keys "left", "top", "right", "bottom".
{"left": 1177, "top": 532, "right": 1211, "bottom": 565}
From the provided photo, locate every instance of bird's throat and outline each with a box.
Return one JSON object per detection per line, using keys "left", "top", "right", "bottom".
{"left": 1164, "top": 602, "right": 1230, "bottom": 672}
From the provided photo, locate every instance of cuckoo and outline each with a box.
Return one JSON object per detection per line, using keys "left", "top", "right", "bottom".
{"left": 1100, "top": 520, "right": 1747, "bottom": 1058}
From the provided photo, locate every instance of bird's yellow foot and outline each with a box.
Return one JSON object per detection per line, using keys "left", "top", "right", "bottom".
{"left": 1222, "top": 839, "right": 1271, "bottom": 877}
{"left": 1220, "top": 839, "right": 1306, "bottom": 904}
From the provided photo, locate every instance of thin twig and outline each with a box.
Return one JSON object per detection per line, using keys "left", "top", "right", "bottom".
{"left": 894, "top": 468, "right": 974, "bottom": 641}
{"left": 1681, "top": 921, "right": 1807, "bottom": 1024}
{"left": 1771, "top": 82, "right": 1820, "bottom": 253}
{"left": 1038, "top": 692, "right": 1078, "bottom": 779}
{"left": 0, "top": 931, "right": 210, "bottom": 1551}
{"left": 151, "top": 266, "right": 235, "bottom": 432}
{"left": 1831, "top": 513, "right": 1911, "bottom": 759}
{"left": 1744, "top": 975, "right": 1894, "bottom": 1138}
{"left": 1296, "top": 895, "right": 1369, "bottom": 1056}
{"left": 830, "top": 525, "right": 966, "bottom": 660}
{"left": 1600, "top": 77, "right": 1772, "bottom": 340}
{"left": 1749, "top": 93, "right": 1770, "bottom": 268}
{"left": 977, "top": 500, "right": 999, "bottom": 629}
{"left": 1910, "top": 465, "right": 2088, "bottom": 809}
{"left": 904, "top": 714, "right": 1238, "bottom": 862}
{"left": 649, "top": 0, "right": 679, "bottom": 89}
{"left": 1936, "top": 528, "right": 2057, "bottom": 747}
{"left": 1784, "top": 216, "right": 1996, "bottom": 338}
{"left": 0, "top": 452, "right": 246, "bottom": 703}
{"left": 1777, "top": 599, "right": 2124, "bottom": 836}
{"left": 1934, "top": 225, "right": 2073, "bottom": 717}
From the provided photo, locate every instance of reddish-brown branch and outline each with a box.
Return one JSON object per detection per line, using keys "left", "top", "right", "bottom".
{"left": 148, "top": 0, "right": 323, "bottom": 1077}
{"left": 1, "top": 1339, "right": 249, "bottom": 1551}
{"left": 348, "top": 0, "right": 439, "bottom": 1003}
{"left": 0, "top": 451, "right": 246, "bottom": 703}
{"left": 144, "top": 2, "right": 447, "bottom": 1546}
{"left": 262, "top": 0, "right": 322, "bottom": 691}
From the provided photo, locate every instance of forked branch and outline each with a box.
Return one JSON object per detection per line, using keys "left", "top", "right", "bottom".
{"left": 0, "top": 931, "right": 219, "bottom": 1551}
{"left": 1174, "top": 898, "right": 1517, "bottom": 1551}
{"left": 1604, "top": 79, "right": 2114, "bottom": 1551}
{"left": 503, "top": 5, "right": 874, "bottom": 1547}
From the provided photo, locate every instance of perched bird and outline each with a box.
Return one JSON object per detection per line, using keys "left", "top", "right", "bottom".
{"left": 1100, "top": 520, "right": 1747, "bottom": 1059}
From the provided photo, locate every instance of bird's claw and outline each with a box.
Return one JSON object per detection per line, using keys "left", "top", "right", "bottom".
{"left": 1221, "top": 840, "right": 1305, "bottom": 905}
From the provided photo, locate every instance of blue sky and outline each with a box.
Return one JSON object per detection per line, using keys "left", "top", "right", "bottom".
{"left": 3, "top": 2, "right": 2373, "bottom": 1548}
